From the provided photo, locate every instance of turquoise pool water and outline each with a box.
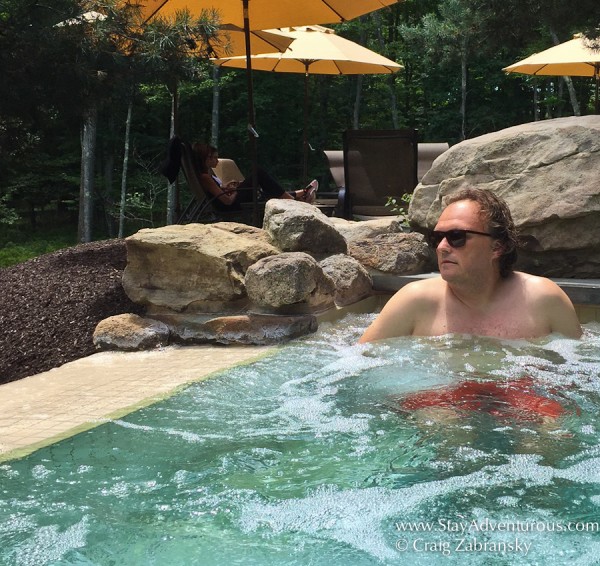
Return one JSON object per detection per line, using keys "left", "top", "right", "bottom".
{"left": 2, "top": 315, "right": 600, "bottom": 565}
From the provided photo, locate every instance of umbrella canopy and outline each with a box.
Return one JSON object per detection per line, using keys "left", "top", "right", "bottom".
{"left": 210, "top": 25, "right": 293, "bottom": 58}
{"left": 213, "top": 24, "right": 403, "bottom": 74}
{"left": 503, "top": 34, "right": 600, "bottom": 112}
{"left": 128, "top": 0, "right": 400, "bottom": 29}
{"left": 213, "top": 25, "right": 403, "bottom": 181}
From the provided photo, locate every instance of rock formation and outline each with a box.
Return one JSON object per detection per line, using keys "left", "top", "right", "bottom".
{"left": 122, "top": 223, "right": 279, "bottom": 312}
{"left": 409, "top": 115, "right": 600, "bottom": 277}
{"left": 319, "top": 254, "right": 373, "bottom": 307}
{"left": 93, "top": 313, "right": 170, "bottom": 351}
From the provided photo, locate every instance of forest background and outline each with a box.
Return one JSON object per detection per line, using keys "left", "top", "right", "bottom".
{"left": 0, "top": 0, "right": 599, "bottom": 266}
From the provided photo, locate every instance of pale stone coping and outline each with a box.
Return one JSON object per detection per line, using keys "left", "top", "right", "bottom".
{"left": 0, "top": 344, "right": 273, "bottom": 463}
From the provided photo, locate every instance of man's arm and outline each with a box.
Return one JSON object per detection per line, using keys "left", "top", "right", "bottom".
{"left": 358, "top": 281, "right": 432, "bottom": 343}
{"left": 543, "top": 281, "right": 582, "bottom": 338}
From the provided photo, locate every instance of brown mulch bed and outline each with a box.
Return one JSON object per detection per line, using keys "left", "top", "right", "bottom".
{"left": 0, "top": 240, "right": 144, "bottom": 385}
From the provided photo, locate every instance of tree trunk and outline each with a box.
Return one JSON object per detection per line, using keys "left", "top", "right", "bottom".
{"left": 353, "top": 75, "right": 363, "bottom": 129}
{"left": 118, "top": 100, "right": 133, "bottom": 238}
{"left": 388, "top": 75, "right": 399, "bottom": 129}
{"left": 166, "top": 83, "right": 179, "bottom": 225}
{"left": 460, "top": 38, "right": 468, "bottom": 141}
{"left": 533, "top": 79, "right": 540, "bottom": 121}
{"left": 78, "top": 104, "right": 97, "bottom": 243}
{"left": 103, "top": 151, "right": 115, "bottom": 238}
{"left": 353, "top": 20, "right": 367, "bottom": 129}
{"left": 373, "top": 12, "right": 399, "bottom": 128}
{"left": 211, "top": 66, "right": 220, "bottom": 147}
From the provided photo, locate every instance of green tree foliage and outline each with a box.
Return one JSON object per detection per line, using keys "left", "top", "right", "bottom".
{"left": 1, "top": 0, "right": 598, "bottom": 244}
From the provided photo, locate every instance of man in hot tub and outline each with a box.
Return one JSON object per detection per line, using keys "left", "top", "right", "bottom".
{"left": 359, "top": 187, "right": 582, "bottom": 343}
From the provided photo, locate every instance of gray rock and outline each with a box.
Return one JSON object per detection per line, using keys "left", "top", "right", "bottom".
{"left": 245, "top": 252, "right": 336, "bottom": 312}
{"left": 263, "top": 199, "right": 348, "bottom": 254}
{"left": 348, "top": 232, "right": 432, "bottom": 275}
{"left": 408, "top": 115, "right": 600, "bottom": 277}
{"left": 93, "top": 313, "right": 170, "bottom": 351}
{"left": 328, "top": 216, "right": 406, "bottom": 243}
{"left": 319, "top": 254, "right": 373, "bottom": 306}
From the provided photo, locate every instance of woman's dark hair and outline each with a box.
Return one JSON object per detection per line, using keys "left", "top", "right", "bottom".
{"left": 192, "top": 143, "right": 217, "bottom": 174}
{"left": 444, "top": 188, "right": 519, "bottom": 278}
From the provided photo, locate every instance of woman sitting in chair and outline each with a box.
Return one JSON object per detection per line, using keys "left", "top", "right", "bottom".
{"left": 193, "top": 143, "right": 317, "bottom": 210}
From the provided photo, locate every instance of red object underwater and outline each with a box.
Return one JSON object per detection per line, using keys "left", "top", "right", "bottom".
{"left": 399, "top": 377, "right": 571, "bottom": 420}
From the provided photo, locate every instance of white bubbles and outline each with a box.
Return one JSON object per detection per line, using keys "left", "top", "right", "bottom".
{"left": 31, "top": 465, "right": 52, "bottom": 480}
{"left": 14, "top": 516, "right": 88, "bottom": 566}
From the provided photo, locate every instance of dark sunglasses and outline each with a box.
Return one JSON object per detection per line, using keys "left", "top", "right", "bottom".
{"left": 428, "top": 229, "right": 494, "bottom": 249}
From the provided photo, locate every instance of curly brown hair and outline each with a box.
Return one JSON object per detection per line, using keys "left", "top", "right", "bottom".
{"left": 444, "top": 188, "right": 519, "bottom": 278}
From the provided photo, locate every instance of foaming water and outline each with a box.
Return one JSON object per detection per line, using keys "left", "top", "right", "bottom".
{"left": 2, "top": 316, "right": 600, "bottom": 565}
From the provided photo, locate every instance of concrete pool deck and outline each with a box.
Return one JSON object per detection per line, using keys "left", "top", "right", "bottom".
{"left": 0, "top": 344, "right": 272, "bottom": 462}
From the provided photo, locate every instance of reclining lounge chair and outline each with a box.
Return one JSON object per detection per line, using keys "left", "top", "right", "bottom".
{"left": 342, "top": 129, "right": 419, "bottom": 219}
{"left": 324, "top": 139, "right": 450, "bottom": 218}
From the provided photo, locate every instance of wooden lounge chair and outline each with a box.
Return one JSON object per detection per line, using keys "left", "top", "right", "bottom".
{"left": 323, "top": 150, "right": 345, "bottom": 190}
{"left": 341, "top": 129, "right": 418, "bottom": 219}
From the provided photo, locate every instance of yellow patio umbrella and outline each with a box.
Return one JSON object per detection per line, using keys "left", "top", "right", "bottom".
{"left": 126, "top": 0, "right": 400, "bottom": 29}
{"left": 213, "top": 25, "right": 403, "bottom": 182}
{"left": 211, "top": 24, "right": 292, "bottom": 58}
{"left": 121, "top": 0, "right": 400, "bottom": 123}
{"left": 119, "top": 0, "right": 401, "bottom": 222}
{"left": 503, "top": 34, "right": 600, "bottom": 113}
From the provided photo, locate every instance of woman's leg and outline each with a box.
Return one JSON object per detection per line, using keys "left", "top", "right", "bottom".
{"left": 238, "top": 167, "right": 289, "bottom": 201}
{"left": 238, "top": 167, "right": 316, "bottom": 203}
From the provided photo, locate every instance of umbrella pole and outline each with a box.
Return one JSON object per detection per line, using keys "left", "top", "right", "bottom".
{"left": 243, "top": 0, "right": 260, "bottom": 226}
{"left": 302, "top": 65, "right": 309, "bottom": 186}
{"left": 595, "top": 65, "right": 599, "bottom": 114}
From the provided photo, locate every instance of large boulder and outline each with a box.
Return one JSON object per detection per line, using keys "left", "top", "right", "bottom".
{"left": 319, "top": 254, "right": 373, "bottom": 306}
{"left": 211, "top": 221, "right": 275, "bottom": 246}
{"left": 348, "top": 232, "right": 432, "bottom": 275}
{"left": 263, "top": 199, "right": 348, "bottom": 255}
{"left": 409, "top": 115, "right": 600, "bottom": 277}
{"left": 122, "top": 223, "right": 279, "bottom": 312}
{"left": 245, "top": 252, "right": 336, "bottom": 312}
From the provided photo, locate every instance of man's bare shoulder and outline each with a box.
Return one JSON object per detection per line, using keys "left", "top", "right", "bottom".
{"left": 402, "top": 276, "right": 446, "bottom": 298}
{"left": 358, "top": 277, "right": 445, "bottom": 343}
{"left": 513, "top": 272, "right": 582, "bottom": 338}
{"left": 383, "top": 277, "right": 446, "bottom": 311}
{"left": 515, "top": 271, "right": 567, "bottom": 296}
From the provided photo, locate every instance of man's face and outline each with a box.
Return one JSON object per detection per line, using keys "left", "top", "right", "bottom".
{"left": 433, "top": 200, "right": 499, "bottom": 283}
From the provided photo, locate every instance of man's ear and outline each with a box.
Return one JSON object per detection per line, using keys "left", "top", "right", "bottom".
{"left": 491, "top": 240, "right": 504, "bottom": 258}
